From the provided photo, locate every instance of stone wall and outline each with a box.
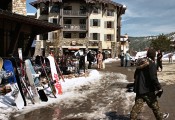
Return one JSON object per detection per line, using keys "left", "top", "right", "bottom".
{"left": 12, "top": 0, "right": 27, "bottom": 15}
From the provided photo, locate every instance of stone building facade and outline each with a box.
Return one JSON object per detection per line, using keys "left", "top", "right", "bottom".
{"left": 12, "top": 0, "right": 27, "bottom": 15}
{"left": 30, "top": 0, "right": 126, "bottom": 58}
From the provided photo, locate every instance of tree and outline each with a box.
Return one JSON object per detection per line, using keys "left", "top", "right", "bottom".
{"left": 150, "top": 34, "right": 171, "bottom": 51}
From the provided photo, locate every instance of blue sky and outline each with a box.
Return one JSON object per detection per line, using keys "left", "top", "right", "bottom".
{"left": 26, "top": 0, "right": 175, "bottom": 37}
{"left": 115, "top": 0, "right": 175, "bottom": 37}
{"left": 26, "top": 0, "right": 36, "bottom": 13}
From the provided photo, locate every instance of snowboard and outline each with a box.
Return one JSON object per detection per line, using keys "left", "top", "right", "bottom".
{"left": 0, "top": 57, "right": 3, "bottom": 83}
{"left": 3, "top": 60, "right": 25, "bottom": 109}
{"left": 0, "top": 57, "right": 2, "bottom": 70}
{"left": 47, "top": 55, "right": 62, "bottom": 95}
{"left": 40, "top": 56, "right": 57, "bottom": 98}
{"left": 25, "top": 59, "right": 48, "bottom": 102}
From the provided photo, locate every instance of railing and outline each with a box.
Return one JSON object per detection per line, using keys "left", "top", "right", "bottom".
{"left": 63, "top": 24, "right": 86, "bottom": 31}
{"left": 63, "top": 10, "right": 87, "bottom": 16}
{"left": 88, "top": 41, "right": 99, "bottom": 46}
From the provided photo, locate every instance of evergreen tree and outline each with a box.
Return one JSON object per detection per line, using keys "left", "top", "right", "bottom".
{"left": 150, "top": 34, "right": 171, "bottom": 51}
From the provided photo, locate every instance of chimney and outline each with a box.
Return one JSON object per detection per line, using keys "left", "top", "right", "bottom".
{"left": 12, "top": 0, "right": 27, "bottom": 15}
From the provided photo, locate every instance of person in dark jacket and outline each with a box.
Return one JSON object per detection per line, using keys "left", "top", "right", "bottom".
{"left": 87, "top": 50, "right": 94, "bottom": 69}
{"left": 130, "top": 48, "right": 169, "bottom": 120}
{"left": 157, "top": 50, "right": 163, "bottom": 71}
{"left": 120, "top": 50, "right": 124, "bottom": 66}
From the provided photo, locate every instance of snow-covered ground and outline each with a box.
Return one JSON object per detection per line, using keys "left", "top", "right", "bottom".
{"left": 1, "top": 58, "right": 128, "bottom": 120}
{"left": 1, "top": 57, "right": 173, "bottom": 120}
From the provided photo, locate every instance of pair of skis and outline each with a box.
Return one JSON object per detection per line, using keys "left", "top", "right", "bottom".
{"left": 40, "top": 54, "right": 65, "bottom": 97}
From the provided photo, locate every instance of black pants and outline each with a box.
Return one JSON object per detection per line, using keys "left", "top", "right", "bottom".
{"left": 120, "top": 57, "right": 124, "bottom": 66}
{"left": 157, "top": 60, "right": 162, "bottom": 70}
{"left": 88, "top": 61, "right": 92, "bottom": 69}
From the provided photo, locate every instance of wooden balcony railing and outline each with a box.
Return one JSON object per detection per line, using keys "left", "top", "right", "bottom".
{"left": 88, "top": 41, "right": 99, "bottom": 46}
{"left": 63, "top": 10, "right": 87, "bottom": 16}
{"left": 63, "top": 24, "right": 86, "bottom": 31}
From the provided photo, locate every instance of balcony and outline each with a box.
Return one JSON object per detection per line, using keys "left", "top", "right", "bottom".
{"left": 63, "top": 10, "right": 87, "bottom": 17}
{"left": 63, "top": 24, "right": 87, "bottom": 31}
{"left": 88, "top": 41, "right": 99, "bottom": 48}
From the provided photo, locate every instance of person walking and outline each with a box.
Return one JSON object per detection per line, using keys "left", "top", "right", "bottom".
{"left": 97, "top": 51, "right": 103, "bottom": 69}
{"left": 168, "top": 52, "right": 173, "bottom": 63}
{"left": 130, "top": 48, "right": 169, "bottom": 120}
{"left": 87, "top": 50, "right": 94, "bottom": 69}
{"left": 120, "top": 50, "right": 125, "bottom": 67}
{"left": 157, "top": 50, "right": 163, "bottom": 71}
{"left": 125, "top": 51, "right": 131, "bottom": 67}
{"left": 102, "top": 51, "right": 106, "bottom": 69}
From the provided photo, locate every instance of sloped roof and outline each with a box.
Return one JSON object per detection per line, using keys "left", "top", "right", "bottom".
{"left": 0, "top": 9, "right": 61, "bottom": 34}
{"left": 30, "top": 0, "right": 124, "bottom": 8}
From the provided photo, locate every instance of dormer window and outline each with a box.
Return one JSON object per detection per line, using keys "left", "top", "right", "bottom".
{"left": 40, "top": 3, "right": 48, "bottom": 15}
{"left": 106, "top": 9, "right": 114, "bottom": 16}
{"left": 50, "top": 3, "right": 60, "bottom": 13}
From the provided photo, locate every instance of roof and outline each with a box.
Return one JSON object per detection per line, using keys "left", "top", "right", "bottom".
{"left": 0, "top": 0, "right": 11, "bottom": 10}
{"left": 0, "top": 9, "right": 62, "bottom": 34}
{"left": 30, "top": 0, "right": 125, "bottom": 8}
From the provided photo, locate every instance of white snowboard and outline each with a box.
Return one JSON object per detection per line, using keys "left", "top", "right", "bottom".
{"left": 47, "top": 55, "right": 62, "bottom": 95}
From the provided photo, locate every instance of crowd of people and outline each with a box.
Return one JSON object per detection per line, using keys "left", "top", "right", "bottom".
{"left": 87, "top": 50, "right": 106, "bottom": 69}
{"left": 119, "top": 50, "right": 132, "bottom": 67}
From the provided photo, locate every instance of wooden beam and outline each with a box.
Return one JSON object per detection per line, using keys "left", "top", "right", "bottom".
{"left": 23, "top": 33, "right": 36, "bottom": 57}
{"left": 7, "top": 23, "right": 23, "bottom": 56}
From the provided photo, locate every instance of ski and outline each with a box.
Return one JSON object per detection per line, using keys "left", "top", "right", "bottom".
{"left": 11, "top": 55, "right": 35, "bottom": 104}
{"left": 40, "top": 56, "right": 57, "bottom": 98}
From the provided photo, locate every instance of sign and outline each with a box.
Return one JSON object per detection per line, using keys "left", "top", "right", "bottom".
{"left": 71, "top": 41, "right": 77, "bottom": 46}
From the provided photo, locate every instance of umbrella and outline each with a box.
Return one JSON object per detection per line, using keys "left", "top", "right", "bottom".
{"left": 74, "top": 50, "right": 84, "bottom": 57}
{"left": 104, "top": 50, "right": 111, "bottom": 54}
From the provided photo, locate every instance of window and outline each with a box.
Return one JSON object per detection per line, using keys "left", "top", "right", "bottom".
{"left": 105, "top": 21, "right": 114, "bottom": 28}
{"left": 104, "top": 34, "right": 114, "bottom": 41}
{"left": 79, "top": 33, "right": 86, "bottom": 38}
{"left": 63, "top": 33, "right": 71, "bottom": 38}
{"left": 53, "top": 32, "right": 58, "bottom": 39}
{"left": 90, "top": 33, "right": 100, "bottom": 40}
{"left": 40, "top": 33, "right": 48, "bottom": 40}
{"left": 93, "top": 6, "right": 100, "bottom": 14}
{"left": 93, "top": 33, "right": 98, "bottom": 40}
{"left": 107, "top": 10, "right": 114, "bottom": 16}
{"left": 40, "top": 3, "right": 48, "bottom": 15}
{"left": 90, "top": 19, "right": 100, "bottom": 26}
{"left": 53, "top": 18, "right": 58, "bottom": 24}
{"left": 50, "top": 3, "right": 60, "bottom": 13}
{"left": 79, "top": 19, "right": 86, "bottom": 24}
{"left": 49, "top": 18, "right": 59, "bottom": 24}
{"left": 64, "top": 19, "right": 72, "bottom": 24}
{"left": 64, "top": 6, "right": 72, "bottom": 10}
{"left": 80, "top": 5, "right": 86, "bottom": 12}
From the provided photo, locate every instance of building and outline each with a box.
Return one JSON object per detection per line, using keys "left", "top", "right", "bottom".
{"left": 30, "top": 0, "right": 126, "bottom": 58}
{"left": 0, "top": 0, "right": 61, "bottom": 57}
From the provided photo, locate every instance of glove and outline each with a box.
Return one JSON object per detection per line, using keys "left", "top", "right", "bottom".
{"left": 155, "top": 89, "right": 163, "bottom": 98}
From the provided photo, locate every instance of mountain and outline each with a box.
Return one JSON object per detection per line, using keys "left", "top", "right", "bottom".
{"left": 128, "top": 32, "right": 175, "bottom": 52}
